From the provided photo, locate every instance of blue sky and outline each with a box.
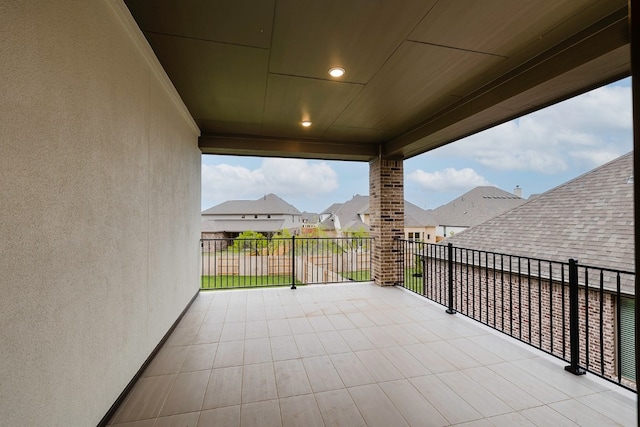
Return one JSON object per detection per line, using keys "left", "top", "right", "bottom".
{"left": 202, "top": 78, "right": 632, "bottom": 213}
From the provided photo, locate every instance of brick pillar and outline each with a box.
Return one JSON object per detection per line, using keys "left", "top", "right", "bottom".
{"left": 369, "top": 158, "right": 404, "bottom": 286}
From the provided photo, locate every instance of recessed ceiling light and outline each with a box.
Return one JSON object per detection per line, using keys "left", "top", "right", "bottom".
{"left": 328, "top": 67, "right": 345, "bottom": 78}
{"left": 301, "top": 121, "right": 312, "bottom": 127}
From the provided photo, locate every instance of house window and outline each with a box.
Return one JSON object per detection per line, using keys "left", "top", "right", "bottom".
{"left": 620, "top": 297, "right": 635, "bottom": 381}
{"left": 254, "top": 215, "right": 258, "bottom": 218}
{"left": 267, "top": 215, "right": 271, "bottom": 218}
{"left": 408, "top": 232, "right": 420, "bottom": 241}
{"left": 427, "top": 234, "right": 431, "bottom": 240}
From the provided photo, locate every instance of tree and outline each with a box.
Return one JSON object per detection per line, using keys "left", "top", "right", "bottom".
{"left": 233, "top": 230, "right": 267, "bottom": 254}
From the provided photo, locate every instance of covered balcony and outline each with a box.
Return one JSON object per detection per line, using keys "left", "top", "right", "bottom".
{"left": 1, "top": 1, "right": 638, "bottom": 426}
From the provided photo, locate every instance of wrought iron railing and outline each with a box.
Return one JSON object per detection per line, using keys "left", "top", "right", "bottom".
{"left": 201, "top": 236, "right": 372, "bottom": 289}
{"left": 397, "top": 239, "right": 636, "bottom": 391}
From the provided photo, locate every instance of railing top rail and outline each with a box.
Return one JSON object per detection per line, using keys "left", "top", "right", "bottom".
{"left": 398, "top": 238, "right": 635, "bottom": 276}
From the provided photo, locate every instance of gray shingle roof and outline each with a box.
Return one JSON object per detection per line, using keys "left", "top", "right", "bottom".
{"left": 433, "top": 186, "right": 525, "bottom": 227}
{"left": 202, "top": 193, "right": 301, "bottom": 215}
{"left": 202, "top": 218, "right": 285, "bottom": 233}
{"left": 446, "top": 152, "right": 634, "bottom": 278}
{"left": 321, "top": 195, "right": 437, "bottom": 231}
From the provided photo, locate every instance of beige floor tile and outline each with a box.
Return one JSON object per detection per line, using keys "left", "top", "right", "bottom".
{"left": 550, "top": 399, "right": 627, "bottom": 426}
{"left": 165, "top": 326, "right": 200, "bottom": 348}
{"left": 245, "top": 307, "right": 266, "bottom": 321}
{"left": 308, "top": 315, "right": 336, "bottom": 332}
{"left": 154, "top": 412, "right": 199, "bottom": 427}
{"left": 437, "top": 370, "right": 511, "bottom": 417}
{"left": 198, "top": 405, "right": 240, "bottom": 427}
{"left": 379, "top": 324, "right": 420, "bottom": 345}
{"left": 202, "top": 310, "right": 226, "bottom": 325}
{"left": 379, "top": 379, "right": 448, "bottom": 427}
{"left": 283, "top": 304, "right": 304, "bottom": 318}
{"left": 114, "top": 375, "right": 176, "bottom": 422}
{"left": 488, "top": 362, "right": 569, "bottom": 404}
{"left": 348, "top": 384, "right": 410, "bottom": 427}
{"left": 265, "top": 306, "right": 287, "bottom": 320}
{"left": 344, "top": 312, "right": 376, "bottom": 328}
{"left": 360, "top": 327, "right": 397, "bottom": 348}
{"left": 159, "top": 370, "right": 210, "bottom": 416}
{"left": 316, "top": 330, "right": 351, "bottom": 354}
{"left": 294, "top": 333, "right": 325, "bottom": 357}
{"left": 179, "top": 311, "right": 206, "bottom": 328}
{"left": 225, "top": 308, "right": 246, "bottom": 323}
{"left": 302, "top": 355, "right": 344, "bottom": 392}
{"left": 288, "top": 317, "right": 314, "bottom": 334}
{"left": 487, "top": 411, "right": 538, "bottom": 426}
{"left": 267, "top": 318, "right": 292, "bottom": 336}
{"left": 378, "top": 346, "right": 431, "bottom": 378}
{"left": 212, "top": 340, "right": 244, "bottom": 368}
{"left": 403, "top": 342, "right": 456, "bottom": 374}
{"left": 181, "top": 343, "right": 217, "bottom": 372}
{"left": 244, "top": 320, "right": 269, "bottom": 339}
{"left": 410, "top": 375, "right": 483, "bottom": 425}
{"left": 274, "top": 359, "right": 312, "bottom": 398}
{"left": 202, "top": 366, "right": 243, "bottom": 410}
{"left": 425, "top": 340, "right": 482, "bottom": 370}
{"left": 326, "top": 313, "right": 356, "bottom": 330}
{"left": 462, "top": 366, "right": 542, "bottom": 411}
{"left": 330, "top": 353, "right": 375, "bottom": 387}
{"left": 339, "top": 329, "right": 375, "bottom": 351}
{"left": 315, "top": 389, "right": 366, "bottom": 427}
{"left": 448, "top": 336, "right": 505, "bottom": 365}
{"left": 520, "top": 405, "right": 579, "bottom": 426}
{"left": 143, "top": 346, "right": 189, "bottom": 377}
{"left": 577, "top": 391, "right": 637, "bottom": 426}
{"left": 111, "top": 419, "right": 156, "bottom": 427}
{"left": 193, "top": 325, "right": 222, "bottom": 344}
{"left": 240, "top": 400, "right": 281, "bottom": 427}
{"left": 243, "top": 337, "right": 272, "bottom": 365}
{"left": 270, "top": 335, "right": 300, "bottom": 361}
{"left": 220, "top": 322, "right": 245, "bottom": 342}
{"left": 242, "top": 362, "right": 277, "bottom": 403}
{"left": 355, "top": 349, "right": 404, "bottom": 382}
{"left": 279, "top": 394, "right": 324, "bottom": 427}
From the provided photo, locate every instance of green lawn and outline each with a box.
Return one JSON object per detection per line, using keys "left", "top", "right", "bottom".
{"left": 201, "top": 275, "right": 302, "bottom": 289}
{"left": 342, "top": 270, "right": 371, "bottom": 281}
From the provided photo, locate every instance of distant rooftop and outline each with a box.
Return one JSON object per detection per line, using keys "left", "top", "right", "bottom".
{"left": 432, "top": 186, "right": 525, "bottom": 227}
{"left": 202, "top": 193, "right": 301, "bottom": 215}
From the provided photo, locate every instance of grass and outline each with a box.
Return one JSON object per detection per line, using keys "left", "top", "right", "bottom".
{"left": 342, "top": 270, "right": 371, "bottom": 281}
{"left": 201, "top": 275, "right": 302, "bottom": 289}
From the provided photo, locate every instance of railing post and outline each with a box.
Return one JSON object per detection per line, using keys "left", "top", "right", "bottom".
{"left": 565, "top": 258, "right": 585, "bottom": 375}
{"left": 446, "top": 243, "right": 456, "bottom": 314}
{"left": 291, "top": 235, "right": 296, "bottom": 289}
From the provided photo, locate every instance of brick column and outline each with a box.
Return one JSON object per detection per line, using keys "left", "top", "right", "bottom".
{"left": 369, "top": 158, "right": 404, "bottom": 286}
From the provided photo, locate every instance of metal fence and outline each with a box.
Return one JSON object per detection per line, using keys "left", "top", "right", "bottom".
{"left": 397, "top": 239, "right": 636, "bottom": 391}
{"left": 201, "top": 236, "right": 372, "bottom": 289}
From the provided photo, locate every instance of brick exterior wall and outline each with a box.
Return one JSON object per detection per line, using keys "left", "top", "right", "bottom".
{"left": 369, "top": 158, "right": 404, "bottom": 286}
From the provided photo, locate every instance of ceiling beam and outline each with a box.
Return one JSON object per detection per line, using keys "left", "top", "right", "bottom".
{"left": 384, "top": 6, "right": 630, "bottom": 159}
{"left": 199, "top": 134, "right": 379, "bottom": 161}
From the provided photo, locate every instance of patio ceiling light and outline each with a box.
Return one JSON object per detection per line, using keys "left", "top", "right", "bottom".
{"left": 328, "top": 67, "right": 345, "bottom": 78}
{"left": 301, "top": 121, "right": 312, "bottom": 127}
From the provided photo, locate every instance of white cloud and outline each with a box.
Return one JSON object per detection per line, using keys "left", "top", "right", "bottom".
{"left": 433, "top": 84, "right": 632, "bottom": 173}
{"left": 408, "top": 168, "right": 490, "bottom": 193}
{"left": 202, "top": 158, "right": 338, "bottom": 207}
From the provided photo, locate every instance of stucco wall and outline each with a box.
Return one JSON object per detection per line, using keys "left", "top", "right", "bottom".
{"left": 0, "top": 2, "right": 201, "bottom": 425}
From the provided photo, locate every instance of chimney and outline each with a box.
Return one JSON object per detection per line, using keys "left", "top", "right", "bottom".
{"left": 514, "top": 185, "right": 522, "bottom": 198}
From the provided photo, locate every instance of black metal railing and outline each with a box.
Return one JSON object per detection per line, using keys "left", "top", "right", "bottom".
{"left": 201, "top": 236, "right": 372, "bottom": 289}
{"left": 397, "top": 239, "right": 636, "bottom": 391}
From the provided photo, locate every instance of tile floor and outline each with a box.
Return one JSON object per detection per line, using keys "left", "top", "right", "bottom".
{"left": 107, "top": 282, "right": 636, "bottom": 426}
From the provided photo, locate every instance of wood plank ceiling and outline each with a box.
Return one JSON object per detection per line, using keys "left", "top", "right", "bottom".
{"left": 124, "top": 0, "right": 630, "bottom": 161}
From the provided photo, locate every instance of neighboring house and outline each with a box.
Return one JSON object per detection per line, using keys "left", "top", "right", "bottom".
{"left": 444, "top": 152, "right": 635, "bottom": 383}
{"left": 432, "top": 186, "right": 525, "bottom": 238}
{"left": 201, "top": 193, "right": 303, "bottom": 239}
{"left": 320, "top": 195, "right": 437, "bottom": 242}
{"left": 300, "top": 212, "right": 320, "bottom": 235}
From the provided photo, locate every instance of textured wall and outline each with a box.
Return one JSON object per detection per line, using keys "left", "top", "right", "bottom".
{"left": 0, "top": 1, "right": 201, "bottom": 425}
